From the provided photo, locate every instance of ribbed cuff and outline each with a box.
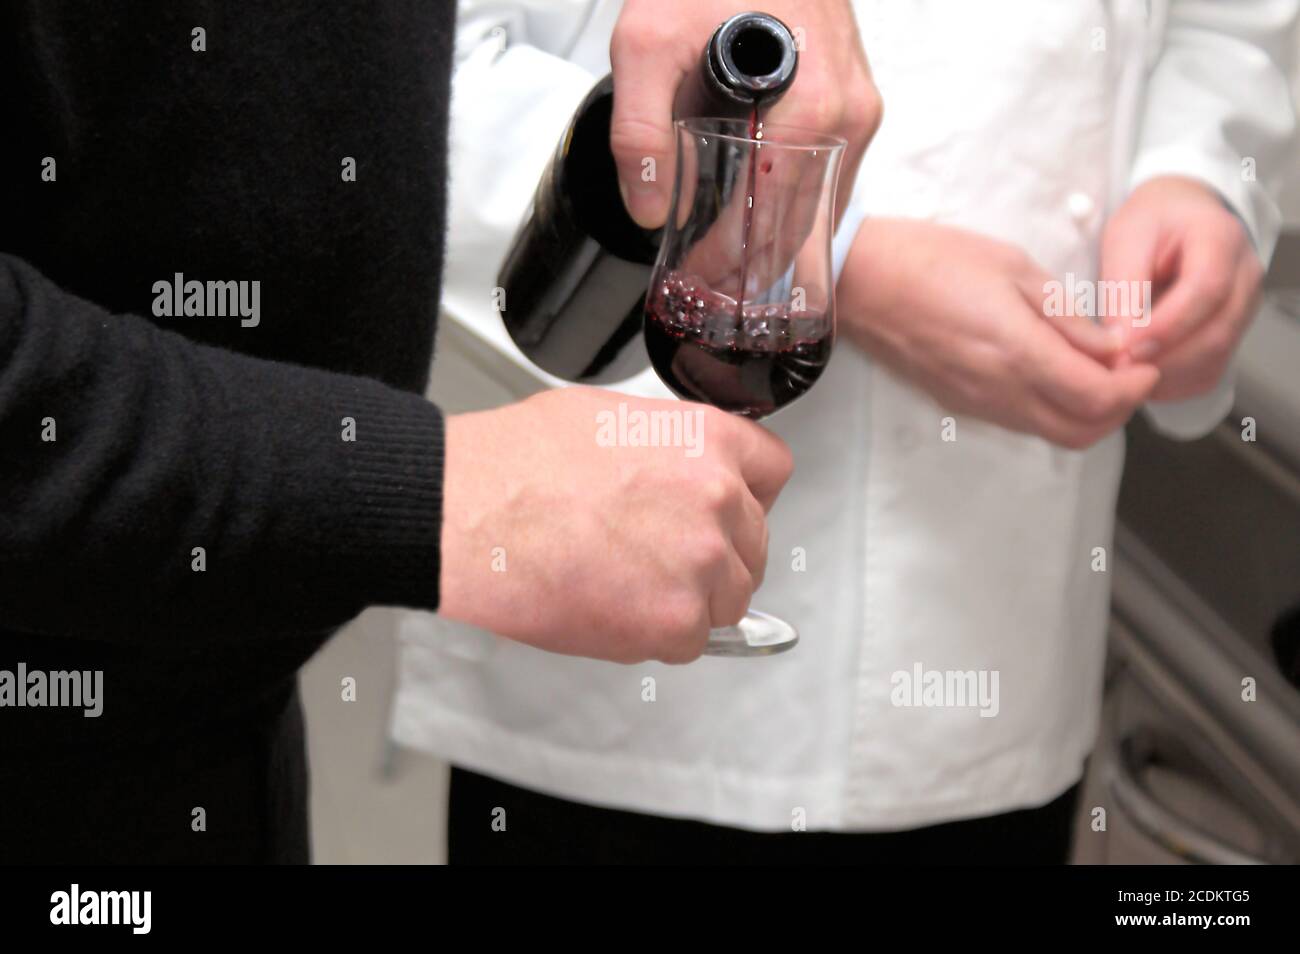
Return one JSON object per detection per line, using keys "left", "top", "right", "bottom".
{"left": 306, "top": 378, "right": 446, "bottom": 614}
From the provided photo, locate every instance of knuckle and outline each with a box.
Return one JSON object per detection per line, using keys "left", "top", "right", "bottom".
{"left": 1062, "top": 427, "right": 1102, "bottom": 451}
{"left": 770, "top": 439, "right": 795, "bottom": 483}
{"left": 994, "top": 327, "right": 1031, "bottom": 377}
{"left": 672, "top": 631, "right": 708, "bottom": 665}
{"left": 850, "top": 83, "right": 884, "bottom": 139}
{"left": 832, "top": 75, "right": 883, "bottom": 145}
{"left": 715, "top": 601, "right": 746, "bottom": 629}
{"left": 1191, "top": 271, "right": 1232, "bottom": 310}
{"left": 950, "top": 373, "right": 987, "bottom": 411}
{"left": 656, "top": 640, "right": 694, "bottom": 666}
{"left": 955, "top": 346, "right": 1003, "bottom": 404}
{"left": 1042, "top": 418, "right": 1089, "bottom": 450}
{"left": 655, "top": 596, "right": 707, "bottom": 663}
{"left": 619, "top": 642, "right": 653, "bottom": 666}
{"left": 1205, "top": 322, "right": 1237, "bottom": 358}
{"left": 690, "top": 529, "right": 729, "bottom": 571}
{"left": 607, "top": 115, "right": 667, "bottom": 162}
{"left": 699, "top": 473, "right": 736, "bottom": 513}
{"left": 610, "top": 19, "right": 665, "bottom": 62}
{"left": 1079, "top": 390, "right": 1118, "bottom": 424}
{"left": 664, "top": 591, "right": 701, "bottom": 632}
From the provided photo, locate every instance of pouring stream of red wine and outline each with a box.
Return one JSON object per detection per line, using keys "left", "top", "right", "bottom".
{"left": 735, "top": 103, "right": 762, "bottom": 324}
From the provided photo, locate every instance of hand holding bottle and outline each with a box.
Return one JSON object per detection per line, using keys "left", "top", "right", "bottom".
{"left": 609, "top": 0, "right": 882, "bottom": 229}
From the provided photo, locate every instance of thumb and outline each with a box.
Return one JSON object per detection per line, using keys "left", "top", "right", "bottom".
{"left": 608, "top": 42, "right": 685, "bottom": 229}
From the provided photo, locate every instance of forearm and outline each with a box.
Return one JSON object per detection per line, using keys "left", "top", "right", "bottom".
{"left": 835, "top": 217, "right": 931, "bottom": 370}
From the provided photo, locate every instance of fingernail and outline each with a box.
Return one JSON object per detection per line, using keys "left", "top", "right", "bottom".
{"left": 1130, "top": 340, "right": 1160, "bottom": 361}
{"left": 617, "top": 178, "right": 638, "bottom": 220}
{"left": 620, "top": 180, "right": 665, "bottom": 229}
{"left": 1105, "top": 325, "right": 1126, "bottom": 349}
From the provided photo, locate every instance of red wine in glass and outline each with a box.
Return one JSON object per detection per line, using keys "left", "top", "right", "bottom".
{"left": 646, "top": 105, "right": 834, "bottom": 420}
{"left": 644, "top": 271, "right": 832, "bottom": 419}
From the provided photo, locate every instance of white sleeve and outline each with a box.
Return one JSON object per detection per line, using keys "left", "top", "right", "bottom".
{"left": 1130, "top": 0, "right": 1298, "bottom": 440}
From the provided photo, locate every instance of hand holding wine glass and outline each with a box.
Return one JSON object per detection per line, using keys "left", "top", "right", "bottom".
{"left": 439, "top": 388, "right": 792, "bottom": 665}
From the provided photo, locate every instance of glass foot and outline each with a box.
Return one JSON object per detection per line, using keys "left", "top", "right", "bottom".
{"left": 704, "top": 610, "right": 798, "bottom": 657}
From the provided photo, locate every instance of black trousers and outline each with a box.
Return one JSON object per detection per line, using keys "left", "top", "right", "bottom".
{"left": 448, "top": 766, "right": 1081, "bottom": 865}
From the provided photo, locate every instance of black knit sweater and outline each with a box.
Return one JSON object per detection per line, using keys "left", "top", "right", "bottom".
{"left": 0, "top": 1, "right": 456, "bottom": 858}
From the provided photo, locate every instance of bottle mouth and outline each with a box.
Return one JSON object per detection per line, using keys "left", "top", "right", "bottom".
{"left": 712, "top": 12, "right": 797, "bottom": 94}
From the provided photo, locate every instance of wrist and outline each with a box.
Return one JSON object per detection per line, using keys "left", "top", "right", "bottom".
{"left": 837, "top": 217, "right": 913, "bottom": 349}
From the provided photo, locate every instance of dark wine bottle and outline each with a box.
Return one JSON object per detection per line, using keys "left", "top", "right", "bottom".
{"left": 497, "top": 11, "right": 798, "bottom": 384}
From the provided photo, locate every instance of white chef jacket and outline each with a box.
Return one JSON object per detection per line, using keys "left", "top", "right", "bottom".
{"left": 390, "top": 0, "right": 1297, "bottom": 831}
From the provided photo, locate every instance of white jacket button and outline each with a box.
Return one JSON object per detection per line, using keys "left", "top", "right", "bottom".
{"left": 1067, "top": 191, "right": 1096, "bottom": 224}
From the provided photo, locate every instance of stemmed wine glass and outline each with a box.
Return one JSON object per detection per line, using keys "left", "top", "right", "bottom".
{"left": 644, "top": 117, "right": 845, "bottom": 656}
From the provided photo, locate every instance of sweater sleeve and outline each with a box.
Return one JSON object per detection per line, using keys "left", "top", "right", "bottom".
{"left": 0, "top": 254, "right": 445, "bottom": 645}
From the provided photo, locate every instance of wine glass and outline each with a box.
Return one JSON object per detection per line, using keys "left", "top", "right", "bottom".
{"left": 644, "top": 117, "right": 845, "bottom": 656}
